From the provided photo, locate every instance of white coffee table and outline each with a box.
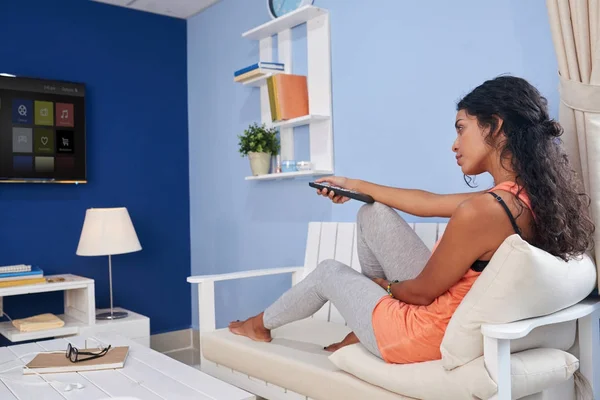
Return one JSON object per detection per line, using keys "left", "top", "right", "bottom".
{"left": 0, "top": 331, "right": 255, "bottom": 399}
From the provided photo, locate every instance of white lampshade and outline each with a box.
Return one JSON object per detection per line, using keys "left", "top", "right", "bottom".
{"left": 76, "top": 207, "right": 142, "bottom": 256}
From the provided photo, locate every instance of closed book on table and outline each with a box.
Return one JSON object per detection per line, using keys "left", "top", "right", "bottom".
{"left": 267, "top": 74, "right": 309, "bottom": 121}
{"left": 24, "top": 346, "right": 129, "bottom": 374}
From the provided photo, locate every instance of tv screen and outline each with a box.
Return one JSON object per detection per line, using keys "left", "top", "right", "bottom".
{"left": 0, "top": 75, "right": 86, "bottom": 183}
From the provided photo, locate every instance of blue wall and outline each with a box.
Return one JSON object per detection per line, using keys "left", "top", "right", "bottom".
{"left": 188, "top": 0, "right": 559, "bottom": 329}
{"left": 0, "top": 0, "right": 190, "bottom": 338}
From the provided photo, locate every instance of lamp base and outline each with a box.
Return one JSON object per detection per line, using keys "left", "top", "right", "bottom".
{"left": 96, "top": 310, "right": 128, "bottom": 320}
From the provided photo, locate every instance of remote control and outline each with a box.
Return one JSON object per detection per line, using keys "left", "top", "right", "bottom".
{"left": 309, "top": 181, "right": 375, "bottom": 203}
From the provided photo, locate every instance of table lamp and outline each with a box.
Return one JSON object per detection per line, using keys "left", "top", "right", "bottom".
{"left": 76, "top": 207, "right": 142, "bottom": 320}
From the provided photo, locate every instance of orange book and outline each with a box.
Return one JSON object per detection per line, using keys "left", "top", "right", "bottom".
{"left": 269, "top": 74, "right": 309, "bottom": 121}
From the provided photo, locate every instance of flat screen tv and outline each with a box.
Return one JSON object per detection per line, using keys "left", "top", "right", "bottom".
{"left": 0, "top": 74, "right": 86, "bottom": 183}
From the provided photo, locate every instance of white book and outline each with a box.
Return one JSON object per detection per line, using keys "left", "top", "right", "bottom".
{"left": 0, "top": 264, "right": 31, "bottom": 273}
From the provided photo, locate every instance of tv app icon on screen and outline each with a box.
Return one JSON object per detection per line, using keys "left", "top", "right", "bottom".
{"left": 56, "top": 130, "right": 74, "bottom": 153}
{"left": 12, "top": 99, "right": 33, "bottom": 124}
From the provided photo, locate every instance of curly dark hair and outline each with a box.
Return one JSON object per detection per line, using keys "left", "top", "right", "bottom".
{"left": 456, "top": 75, "right": 594, "bottom": 261}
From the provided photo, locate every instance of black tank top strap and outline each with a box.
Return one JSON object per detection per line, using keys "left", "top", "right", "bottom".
{"left": 471, "top": 191, "right": 523, "bottom": 272}
{"left": 487, "top": 191, "right": 522, "bottom": 235}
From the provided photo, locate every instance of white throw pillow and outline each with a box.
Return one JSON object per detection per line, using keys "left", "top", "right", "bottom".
{"left": 509, "top": 348, "right": 579, "bottom": 398}
{"left": 440, "top": 234, "right": 596, "bottom": 370}
{"left": 329, "top": 343, "right": 578, "bottom": 400}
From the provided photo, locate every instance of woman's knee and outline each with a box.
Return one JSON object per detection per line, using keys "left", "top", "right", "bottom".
{"left": 315, "top": 259, "right": 351, "bottom": 276}
{"left": 357, "top": 201, "right": 398, "bottom": 226}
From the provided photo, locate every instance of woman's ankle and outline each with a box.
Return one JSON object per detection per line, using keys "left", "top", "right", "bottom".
{"left": 255, "top": 312, "right": 270, "bottom": 332}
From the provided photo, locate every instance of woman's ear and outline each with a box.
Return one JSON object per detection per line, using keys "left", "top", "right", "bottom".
{"left": 492, "top": 115, "right": 505, "bottom": 137}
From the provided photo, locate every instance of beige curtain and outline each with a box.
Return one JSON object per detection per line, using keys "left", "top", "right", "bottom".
{"left": 547, "top": 0, "right": 600, "bottom": 287}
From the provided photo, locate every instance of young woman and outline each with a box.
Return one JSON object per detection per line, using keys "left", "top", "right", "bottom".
{"left": 228, "top": 76, "right": 595, "bottom": 364}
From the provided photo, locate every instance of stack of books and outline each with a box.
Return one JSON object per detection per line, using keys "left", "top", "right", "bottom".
{"left": 0, "top": 264, "right": 46, "bottom": 288}
{"left": 234, "top": 62, "right": 285, "bottom": 83}
{"left": 267, "top": 74, "right": 309, "bottom": 122}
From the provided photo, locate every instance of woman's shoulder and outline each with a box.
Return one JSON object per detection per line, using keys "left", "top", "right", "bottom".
{"left": 456, "top": 188, "right": 528, "bottom": 215}
{"left": 453, "top": 192, "right": 510, "bottom": 223}
{"left": 452, "top": 189, "right": 533, "bottom": 239}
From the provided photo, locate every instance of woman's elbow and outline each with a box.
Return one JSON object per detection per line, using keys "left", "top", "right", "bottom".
{"left": 406, "top": 291, "right": 435, "bottom": 306}
{"left": 400, "top": 281, "right": 436, "bottom": 306}
{"left": 416, "top": 295, "right": 435, "bottom": 306}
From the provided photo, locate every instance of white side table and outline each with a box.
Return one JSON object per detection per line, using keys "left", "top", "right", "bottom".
{"left": 0, "top": 274, "right": 95, "bottom": 343}
{"left": 76, "top": 307, "right": 150, "bottom": 347}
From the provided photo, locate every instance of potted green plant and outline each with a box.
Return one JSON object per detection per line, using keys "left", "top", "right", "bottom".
{"left": 238, "top": 122, "right": 280, "bottom": 176}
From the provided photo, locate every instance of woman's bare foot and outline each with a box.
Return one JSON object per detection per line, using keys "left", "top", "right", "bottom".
{"left": 228, "top": 320, "right": 243, "bottom": 328}
{"left": 228, "top": 313, "right": 272, "bottom": 342}
{"left": 324, "top": 331, "right": 359, "bottom": 352}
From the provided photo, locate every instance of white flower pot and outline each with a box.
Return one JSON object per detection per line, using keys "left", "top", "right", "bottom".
{"left": 248, "top": 152, "right": 271, "bottom": 176}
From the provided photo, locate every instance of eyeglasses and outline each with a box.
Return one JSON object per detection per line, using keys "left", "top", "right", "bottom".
{"left": 65, "top": 343, "right": 111, "bottom": 363}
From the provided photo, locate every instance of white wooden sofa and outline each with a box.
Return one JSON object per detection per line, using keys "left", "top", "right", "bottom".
{"left": 188, "top": 221, "right": 600, "bottom": 400}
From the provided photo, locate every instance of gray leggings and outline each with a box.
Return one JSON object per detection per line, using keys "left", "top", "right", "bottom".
{"left": 263, "top": 202, "right": 432, "bottom": 358}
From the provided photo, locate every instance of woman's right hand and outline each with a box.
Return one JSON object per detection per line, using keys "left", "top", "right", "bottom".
{"left": 314, "top": 176, "right": 355, "bottom": 204}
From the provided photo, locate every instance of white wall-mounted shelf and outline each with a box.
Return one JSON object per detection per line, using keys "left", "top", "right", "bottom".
{"left": 268, "top": 114, "right": 329, "bottom": 129}
{"left": 239, "top": 5, "right": 334, "bottom": 182}
{"left": 245, "top": 170, "right": 332, "bottom": 181}
{"left": 242, "top": 6, "right": 328, "bottom": 40}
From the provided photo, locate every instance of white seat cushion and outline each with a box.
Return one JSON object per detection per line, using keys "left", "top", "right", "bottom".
{"left": 203, "top": 317, "right": 579, "bottom": 400}
{"left": 441, "top": 234, "right": 596, "bottom": 369}
{"left": 329, "top": 343, "right": 578, "bottom": 400}
{"left": 202, "top": 319, "right": 411, "bottom": 400}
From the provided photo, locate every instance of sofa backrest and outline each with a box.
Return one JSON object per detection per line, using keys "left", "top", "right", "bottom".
{"left": 301, "top": 221, "right": 446, "bottom": 323}
{"left": 440, "top": 234, "right": 597, "bottom": 369}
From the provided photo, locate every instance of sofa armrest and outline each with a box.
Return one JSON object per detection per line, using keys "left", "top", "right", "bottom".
{"left": 187, "top": 266, "right": 304, "bottom": 284}
{"left": 481, "top": 298, "right": 600, "bottom": 340}
{"left": 481, "top": 297, "right": 600, "bottom": 400}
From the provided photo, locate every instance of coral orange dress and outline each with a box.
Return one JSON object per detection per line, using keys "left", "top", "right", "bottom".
{"left": 371, "top": 181, "right": 532, "bottom": 364}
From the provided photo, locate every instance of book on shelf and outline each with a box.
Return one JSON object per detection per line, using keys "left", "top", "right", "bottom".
{"left": 0, "top": 265, "right": 44, "bottom": 282}
{"left": 234, "top": 61, "right": 284, "bottom": 76}
{"left": 0, "top": 264, "right": 31, "bottom": 274}
{"left": 0, "top": 276, "right": 46, "bottom": 288}
{"left": 266, "top": 74, "right": 309, "bottom": 122}
{"left": 12, "top": 313, "right": 64, "bottom": 333}
{"left": 234, "top": 61, "right": 285, "bottom": 83}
